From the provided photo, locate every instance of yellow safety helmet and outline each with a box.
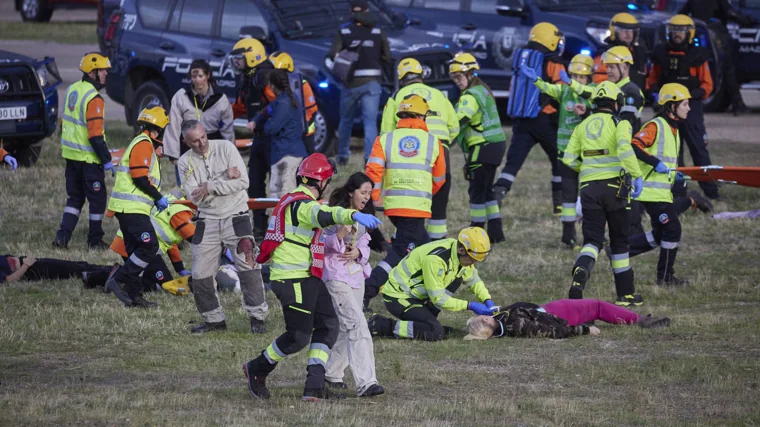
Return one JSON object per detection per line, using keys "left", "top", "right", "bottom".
{"left": 529, "top": 22, "right": 565, "bottom": 53}
{"left": 602, "top": 46, "right": 634, "bottom": 65}
{"left": 592, "top": 80, "right": 624, "bottom": 105}
{"left": 609, "top": 13, "right": 639, "bottom": 42}
{"left": 398, "top": 57, "right": 423, "bottom": 80}
{"left": 658, "top": 83, "right": 691, "bottom": 106}
{"left": 458, "top": 227, "right": 491, "bottom": 262}
{"left": 396, "top": 93, "right": 430, "bottom": 118}
{"left": 667, "top": 14, "right": 696, "bottom": 43}
{"left": 230, "top": 38, "right": 267, "bottom": 69}
{"left": 268, "top": 51, "right": 294, "bottom": 72}
{"left": 79, "top": 52, "right": 111, "bottom": 73}
{"left": 449, "top": 52, "right": 479, "bottom": 74}
{"left": 568, "top": 54, "right": 594, "bottom": 76}
{"left": 137, "top": 106, "right": 170, "bottom": 130}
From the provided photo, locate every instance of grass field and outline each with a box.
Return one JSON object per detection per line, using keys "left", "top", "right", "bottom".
{"left": 0, "top": 22, "right": 98, "bottom": 45}
{"left": 1, "top": 121, "right": 759, "bottom": 426}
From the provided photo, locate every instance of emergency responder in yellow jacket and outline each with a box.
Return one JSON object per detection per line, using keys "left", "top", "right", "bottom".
{"left": 244, "top": 153, "right": 383, "bottom": 402}
{"left": 562, "top": 81, "right": 644, "bottom": 307}
{"left": 450, "top": 52, "right": 507, "bottom": 243}
{"left": 363, "top": 94, "right": 447, "bottom": 309}
{"left": 602, "top": 46, "right": 644, "bottom": 132}
{"left": 368, "top": 227, "right": 496, "bottom": 341}
{"left": 104, "top": 107, "right": 170, "bottom": 309}
{"left": 53, "top": 52, "right": 114, "bottom": 250}
{"left": 381, "top": 57, "right": 459, "bottom": 240}
{"left": 628, "top": 84, "right": 692, "bottom": 287}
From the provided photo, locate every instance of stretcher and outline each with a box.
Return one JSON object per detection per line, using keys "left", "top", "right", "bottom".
{"left": 676, "top": 166, "right": 760, "bottom": 188}
{"left": 173, "top": 198, "right": 280, "bottom": 211}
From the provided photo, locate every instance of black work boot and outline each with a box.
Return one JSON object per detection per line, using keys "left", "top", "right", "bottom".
{"left": 615, "top": 294, "right": 644, "bottom": 307}
{"left": 688, "top": 191, "right": 713, "bottom": 213}
{"left": 637, "top": 314, "right": 671, "bottom": 329}
{"left": 190, "top": 321, "right": 227, "bottom": 334}
{"left": 129, "top": 294, "right": 158, "bottom": 309}
{"left": 105, "top": 275, "right": 133, "bottom": 307}
{"left": 325, "top": 380, "right": 349, "bottom": 390}
{"left": 568, "top": 266, "right": 589, "bottom": 300}
{"left": 52, "top": 236, "right": 69, "bottom": 250}
{"left": 368, "top": 314, "right": 395, "bottom": 337}
{"left": 552, "top": 188, "right": 563, "bottom": 217}
{"left": 359, "top": 384, "right": 386, "bottom": 398}
{"left": 242, "top": 360, "right": 270, "bottom": 399}
{"left": 250, "top": 318, "right": 267, "bottom": 334}
{"left": 302, "top": 387, "right": 346, "bottom": 402}
{"left": 88, "top": 240, "right": 110, "bottom": 251}
{"left": 656, "top": 276, "right": 690, "bottom": 287}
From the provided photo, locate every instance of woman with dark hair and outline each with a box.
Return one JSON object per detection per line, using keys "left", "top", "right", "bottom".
{"left": 321, "top": 172, "right": 384, "bottom": 398}
{"left": 255, "top": 69, "right": 307, "bottom": 199}
{"left": 163, "top": 59, "right": 234, "bottom": 168}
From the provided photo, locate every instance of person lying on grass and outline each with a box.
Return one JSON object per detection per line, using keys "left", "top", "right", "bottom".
{"left": 0, "top": 254, "right": 113, "bottom": 288}
{"left": 464, "top": 298, "right": 670, "bottom": 340}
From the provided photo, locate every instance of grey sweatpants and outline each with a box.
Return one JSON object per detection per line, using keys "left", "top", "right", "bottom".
{"left": 269, "top": 155, "right": 303, "bottom": 199}
{"left": 324, "top": 279, "right": 378, "bottom": 396}
{"left": 191, "top": 213, "right": 268, "bottom": 323}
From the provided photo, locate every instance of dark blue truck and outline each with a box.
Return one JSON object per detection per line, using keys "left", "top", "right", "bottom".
{"left": 0, "top": 50, "right": 62, "bottom": 166}
{"left": 104, "top": 0, "right": 458, "bottom": 155}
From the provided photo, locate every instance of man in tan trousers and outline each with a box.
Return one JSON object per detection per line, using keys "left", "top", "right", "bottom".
{"left": 177, "top": 120, "right": 268, "bottom": 334}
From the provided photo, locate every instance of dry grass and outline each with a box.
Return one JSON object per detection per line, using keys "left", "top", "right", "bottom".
{"left": 1, "top": 121, "right": 759, "bottom": 426}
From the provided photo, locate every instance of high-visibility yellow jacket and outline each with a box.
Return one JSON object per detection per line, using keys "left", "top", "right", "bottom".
{"left": 380, "top": 82, "right": 459, "bottom": 145}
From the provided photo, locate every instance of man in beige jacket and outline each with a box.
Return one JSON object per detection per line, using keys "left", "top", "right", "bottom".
{"left": 177, "top": 120, "right": 268, "bottom": 334}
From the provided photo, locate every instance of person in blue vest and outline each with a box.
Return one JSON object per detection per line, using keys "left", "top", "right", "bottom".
{"left": 494, "top": 23, "right": 568, "bottom": 216}
{"left": 53, "top": 52, "right": 115, "bottom": 250}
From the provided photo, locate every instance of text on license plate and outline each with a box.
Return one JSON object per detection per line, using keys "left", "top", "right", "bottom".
{"left": 0, "top": 106, "right": 27, "bottom": 120}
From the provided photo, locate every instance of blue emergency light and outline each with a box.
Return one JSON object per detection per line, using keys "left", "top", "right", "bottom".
{"left": 318, "top": 81, "right": 329, "bottom": 89}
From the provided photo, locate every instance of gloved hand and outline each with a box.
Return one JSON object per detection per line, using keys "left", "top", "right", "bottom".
{"left": 518, "top": 66, "right": 539, "bottom": 82}
{"left": 631, "top": 176, "right": 643, "bottom": 199}
{"left": 485, "top": 299, "right": 497, "bottom": 312}
{"left": 103, "top": 162, "right": 115, "bottom": 177}
{"left": 654, "top": 162, "right": 670, "bottom": 174}
{"left": 179, "top": 269, "right": 191, "bottom": 277}
{"left": 675, "top": 171, "right": 685, "bottom": 183}
{"left": 353, "top": 212, "right": 382, "bottom": 229}
{"left": 468, "top": 301, "right": 493, "bottom": 316}
{"left": 223, "top": 248, "right": 235, "bottom": 263}
{"left": 651, "top": 93, "right": 659, "bottom": 105}
{"left": 559, "top": 69, "right": 572, "bottom": 85}
{"left": 155, "top": 196, "right": 169, "bottom": 212}
{"left": 2, "top": 154, "right": 18, "bottom": 170}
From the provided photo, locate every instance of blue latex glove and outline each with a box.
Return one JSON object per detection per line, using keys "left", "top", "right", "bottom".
{"left": 654, "top": 162, "right": 670, "bottom": 174}
{"left": 468, "top": 301, "right": 493, "bottom": 315}
{"left": 485, "top": 299, "right": 497, "bottom": 312}
{"left": 266, "top": 104, "right": 273, "bottom": 115}
{"left": 103, "top": 161, "right": 115, "bottom": 177}
{"left": 651, "top": 93, "right": 659, "bottom": 105}
{"left": 179, "top": 269, "right": 191, "bottom": 277}
{"left": 155, "top": 196, "right": 169, "bottom": 212}
{"left": 675, "top": 171, "right": 685, "bottom": 182}
{"left": 518, "top": 66, "right": 538, "bottom": 82}
{"left": 3, "top": 154, "right": 18, "bottom": 170}
{"left": 559, "top": 69, "right": 572, "bottom": 85}
{"left": 352, "top": 212, "right": 382, "bottom": 229}
{"left": 631, "top": 176, "right": 643, "bottom": 199}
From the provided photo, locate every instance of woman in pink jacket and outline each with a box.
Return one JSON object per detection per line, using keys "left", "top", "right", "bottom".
{"left": 322, "top": 172, "right": 385, "bottom": 398}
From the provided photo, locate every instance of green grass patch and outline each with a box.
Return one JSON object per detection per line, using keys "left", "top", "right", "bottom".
{"left": 0, "top": 21, "right": 98, "bottom": 45}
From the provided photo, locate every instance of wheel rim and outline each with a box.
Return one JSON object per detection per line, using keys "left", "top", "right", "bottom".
{"left": 312, "top": 110, "right": 329, "bottom": 152}
{"left": 22, "top": 0, "right": 39, "bottom": 16}
{"left": 138, "top": 94, "right": 162, "bottom": 115}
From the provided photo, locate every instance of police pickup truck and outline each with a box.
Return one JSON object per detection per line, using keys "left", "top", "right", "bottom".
{"left": 104, "top": 0, "right": 457, "bottom": 155}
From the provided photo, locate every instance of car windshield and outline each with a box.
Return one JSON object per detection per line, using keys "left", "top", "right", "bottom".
{"left": 535, "top": 0, "right": 641, "bottom": 12}
{"left": 264, "top": 0, "right": 396, "bottom": 40}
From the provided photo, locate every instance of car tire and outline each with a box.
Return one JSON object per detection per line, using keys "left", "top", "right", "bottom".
{"left": 311, "top": 108, "right": 337, "bottom": 156}
{"left": 130, "top": 80, "right": 170, "bottom": 131}
{"left": 20, "top": 0, "right": 53, "bottom": 22}
{"left": 7, "top": 140, "right": 43, "bottom": 167}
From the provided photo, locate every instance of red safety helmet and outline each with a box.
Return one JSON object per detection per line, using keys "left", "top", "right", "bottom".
{"left": 297, "top": 153, "right": 336, "bottom": 181}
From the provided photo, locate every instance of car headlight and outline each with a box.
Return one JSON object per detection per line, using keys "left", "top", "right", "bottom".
{"left": 586, "top": 25, "right": 611, "bottom": 46}
{"left": 36, "top": 67, "right": 48, "bottom": 88}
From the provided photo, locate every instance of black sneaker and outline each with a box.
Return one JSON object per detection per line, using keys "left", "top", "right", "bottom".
{"left": 688, "top": 191, "right": 713, "bottom": 213}
{"left": 561, "top": 238, "right": 580, "bottom": 250}
{"left": 190, "top": 321, "right": 227, "bottom": 334}
{"left": 52, "top": 237, "right": 68, "bottom": 249}
{"left": 105, "top": 276, "right": 133, "bottom": 307}
{"left": 656, "top": 276, "right": 690, "bottom": 287}
{"left": 637, "top": 314, "right": 671, "bottom": 329}
{"left": 250, "top": 318, "right": 267, "bottom": 334}
{"left": 302, "top": 387, "right": 345, "bottom": 402}
{"left": 325, "top": 380, "right": 348, "bottom": 390}
{"left": 242, "top": 361, "right": 270, "bottom": 399}
{"left": 553, "top": 205, "right": 562, "bottom": 217}
{"left": 129, "top": 295, "right": 157, "bottom": 309}
{"left": 615, "top": 294, "right": 644, "bottom": 307}
{"left": 88, "top": 240, "right": 110, "bottom": 251}
{"left": 359, "top": 384, "right": 385, "bottom": 398}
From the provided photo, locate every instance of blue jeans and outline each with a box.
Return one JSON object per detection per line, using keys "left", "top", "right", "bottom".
{"left": 337, "top": 80, "right": 381, "bottom": 161}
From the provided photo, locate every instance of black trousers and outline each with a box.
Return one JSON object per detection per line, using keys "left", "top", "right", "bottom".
{"left": 249, "top": 277, "right": 339, "bottom": 389}
{"left": 20, "top": 257, "right": 110, "bottom": 283}
{"left": 429, "top": 145, "right": 451, "bottom": 240}
{"left": 364, "top": 217, "right": 429, "bottom": 302}
{"left": 468, "top": 163, "right": 505, "bottom": 243}
{"left": 681, "top": 100, "right": 719, "bottom": 199}
{"left": 495, "top": 115, "right": 561, "bottom": 196}
{"left": 56, "top": 160, "right": 107, "bottom": 245}
{"left": 629, "top": 201, "right": 682, "bottom": 281}
{"left": 559, "top": 160, "right": 579, "bottom": 243}
{"left": 120, "top": 255, "right": 173, "bottom": 292}
{"left": 384, "top": 295, "right": 444, "bottom": 341}
{"left": 115, "top": 213, "right": 159, "bottom": 298}
{"left": 248, "top": 135, "right": 271, "bottom": 236}
{"left": 574, "top": 179, "right": 635, "bottom": 298}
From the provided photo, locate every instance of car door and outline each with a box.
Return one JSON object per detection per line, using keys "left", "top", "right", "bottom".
{"left": 731, "top": 0, "right": 760, "bottom": 83}
{"left": 161, "top": 0, "right": 218, "bottom": 95}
